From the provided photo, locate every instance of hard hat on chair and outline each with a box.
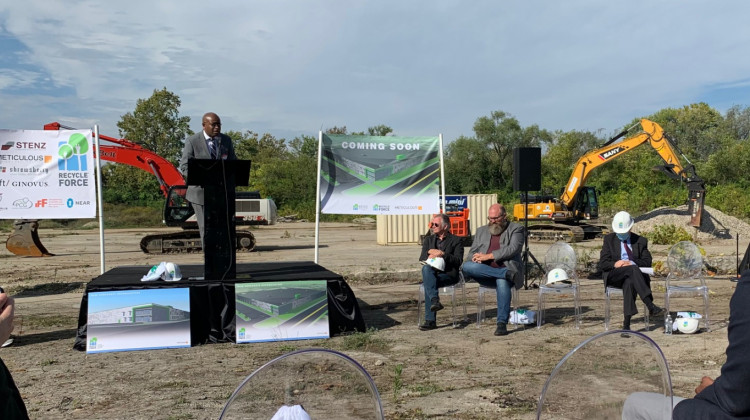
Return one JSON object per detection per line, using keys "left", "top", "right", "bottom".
{"left": 546, "top": 268, "right": 568, "bottom": 285}
{"left": 612, "top": 211, "right": 634, "bottom": 234}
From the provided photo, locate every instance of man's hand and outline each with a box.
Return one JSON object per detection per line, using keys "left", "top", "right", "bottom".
{"left": 0, "top": 293, "right": 15, "bottom": 345}
{"left": 695, "top": 376, "right": 714, "bottom": 395}
{"left": 471, "top": 253, "right": 493, "bottom": 263}
{"left": 427, "top": 249, "right": 444, "bottom": 259}
{"left": 614, "top": 260, "right": 634, "bottom": 268}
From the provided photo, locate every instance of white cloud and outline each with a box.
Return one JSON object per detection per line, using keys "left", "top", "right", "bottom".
{"left": 1, "top": 1, "right": 750, "bottom": 140}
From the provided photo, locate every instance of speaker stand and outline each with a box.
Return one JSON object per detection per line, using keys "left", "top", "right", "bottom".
{"left": 522, "top": 192, "right": 545, "bottom": 289}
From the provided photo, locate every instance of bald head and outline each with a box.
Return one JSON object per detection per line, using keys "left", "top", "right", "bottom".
{"left": 202, "top": 112, "right": 222, "bottom": 138}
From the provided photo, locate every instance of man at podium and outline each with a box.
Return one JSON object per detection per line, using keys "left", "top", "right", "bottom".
{"left": 179, "top": 112, "right": 237, "bottom": 246}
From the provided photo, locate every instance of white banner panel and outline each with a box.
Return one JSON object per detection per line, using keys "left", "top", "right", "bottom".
{"left": 0, "top": 129, "right": 96, "bottom": 219}
{"left": 319, "top": 134, "right": 440, "bottom": 215}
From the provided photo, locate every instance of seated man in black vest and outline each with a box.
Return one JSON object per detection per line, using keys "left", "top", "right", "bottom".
{"left": 418, "top": 214, "right": 464, "bottom": 331}
{"left": 598, "top": 211, "right": 664, "bottom": 330}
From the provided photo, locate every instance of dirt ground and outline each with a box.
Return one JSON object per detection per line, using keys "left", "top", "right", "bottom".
{"left": 0, "top": 222, "right": 743, "bottom": 419}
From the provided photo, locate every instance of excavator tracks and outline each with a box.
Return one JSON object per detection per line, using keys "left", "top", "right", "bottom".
{"left": 140, "top": 230, "right": 256, "bottom": 254}
{"left": 526, "top": 223, "right": 610, "bottom": 243}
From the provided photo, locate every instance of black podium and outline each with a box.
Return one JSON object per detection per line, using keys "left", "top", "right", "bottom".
{"left": 187, "top": 159, "right": 251, "bottom": 280}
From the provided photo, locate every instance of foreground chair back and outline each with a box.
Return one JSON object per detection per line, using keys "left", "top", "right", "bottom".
{"left": 536, "top": 330, "right": 673, "bottom": 419}
{"left": 220, "top": 348, "right": 384, "bottom": 419}
{"left": 537, "top": 242, "right": 581, "bottom": 328}
{"left": 665, "top": 240, "right": 710, "bottom": 332}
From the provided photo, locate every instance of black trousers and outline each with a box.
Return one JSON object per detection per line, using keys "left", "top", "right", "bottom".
{"left": 606, "top": 265, "right": 652, "bottom": 317}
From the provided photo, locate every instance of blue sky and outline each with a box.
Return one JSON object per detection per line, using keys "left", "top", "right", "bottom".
{"left": 2, "top": 1, "right": 750, "bottom": 143}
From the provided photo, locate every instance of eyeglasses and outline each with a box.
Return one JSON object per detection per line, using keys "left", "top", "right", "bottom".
{"left": 488, "top": 215, "right": 506, "bottom": 221}
{"left": 430, "top": 223, "right": 440, "bottom": 227}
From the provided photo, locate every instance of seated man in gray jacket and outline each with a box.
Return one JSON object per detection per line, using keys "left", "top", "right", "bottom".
{"left": 461, "top": 203, "right": 524, "bottom": 336}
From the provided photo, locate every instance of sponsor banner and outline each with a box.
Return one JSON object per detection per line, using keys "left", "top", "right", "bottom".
{"left": 87, "top": 288, "right": 191, "bottom": 353}
{"left": 0, "top": 129, "right": 96, "bottom": 219}
{"left": 319, "top": 134, "right": 440, "bottom": 215}
{"left": 235, "top": 280, "right": 329, "bottom": 343}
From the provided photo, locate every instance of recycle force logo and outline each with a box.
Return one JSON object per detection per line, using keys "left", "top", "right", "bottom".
{"left": 58, "top": 133, "right": 89, "bottom": 171}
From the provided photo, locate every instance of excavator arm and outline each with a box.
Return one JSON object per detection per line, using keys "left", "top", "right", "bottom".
{"left": 560, "top": 119, "right": 700, "bottom": 207}
{"left": 513, "top": 118, "right": 706, "bottom": 242}
{"left": 43, "top": 122, "right": 185, "bottom": 197}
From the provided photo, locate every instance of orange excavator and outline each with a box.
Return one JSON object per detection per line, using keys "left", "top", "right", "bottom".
{"left": 5, "top": 123, "right": 277, "bottom": 256}
{"left": 512, "top": 119, "right": 706, "bottom": 242}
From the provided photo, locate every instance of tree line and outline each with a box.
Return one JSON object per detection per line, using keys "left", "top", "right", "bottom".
{"left": 102, "top": 88, "right": 750, "bottom": 222}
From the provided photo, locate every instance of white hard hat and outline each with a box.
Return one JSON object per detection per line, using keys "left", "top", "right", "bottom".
{"left": 612, "top": 211, "right": 635, "bottom": 234}
{"left": 164, "top": 262, "right": 182, "bottom": 281}
{"left": 676, "top": 317, "right": 700, "bottom": 334}
{"left": 424, "top": 257, "right": 446, "bottom": 272}
{"left": 546, "top": 268, "right": 569, "bottom": 285}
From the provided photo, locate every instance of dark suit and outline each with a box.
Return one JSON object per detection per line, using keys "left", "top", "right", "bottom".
{"left": 598, "top": 232, "right": 653, "bottom": 317}
{"left": 673, "top": 271, "right": 750, "bottom": 419}
{"left": 419, "top": 232, "right": 464, "bottom": 322}
{"left": 178, "top": 131, "right": 237, "bottom": 242}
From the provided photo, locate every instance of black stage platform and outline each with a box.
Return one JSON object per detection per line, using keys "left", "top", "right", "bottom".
{"left": 73, "top": 261, "right": 366, "bottom": 351}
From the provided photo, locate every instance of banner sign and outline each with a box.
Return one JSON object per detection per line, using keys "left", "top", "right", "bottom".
{"left": 235, "top": 280, "right": 329, "bottom": 343}
{"left": 87, "top": 288, "right": 191, "bottom": 353}
{"left": 319, "top": 134, "right": 440, "bottom": 215}
{"left": 0, "top": 129, "right": 96, "bottom": 219}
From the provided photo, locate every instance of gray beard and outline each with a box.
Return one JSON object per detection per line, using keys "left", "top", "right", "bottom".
{"left": 488, "top": 222, "right": 505, "bottom": 236}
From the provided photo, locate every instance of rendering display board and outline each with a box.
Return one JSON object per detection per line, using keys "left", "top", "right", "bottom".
{"left": 73, "top": 262, "right": 366, "bottom": 351}
{"left": 87, "top": 288, "right": 191, "bottom": 353}
{"left": 235, "top": 280, "right": 330, "bottom": 343}
{"left": 319, "top": 134, "right": 441, "bottom": 215}
{"left": 0, "top": 129, "right": 96, "bottom": 219}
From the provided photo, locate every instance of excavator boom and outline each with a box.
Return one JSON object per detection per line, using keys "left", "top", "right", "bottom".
{"left": 513, "top": 118, "right": 706, "bottom": 242}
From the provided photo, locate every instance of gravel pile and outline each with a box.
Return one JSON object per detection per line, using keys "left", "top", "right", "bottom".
{"left": 632, "top": 205, "right": 750, "bottom": 241}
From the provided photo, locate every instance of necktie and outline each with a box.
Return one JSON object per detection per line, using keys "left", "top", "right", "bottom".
{"left": 208, "top": 139, "right": 217, "bottom": 159}
{"left": 622, "top": 240, "right": 633, "bottom": 260}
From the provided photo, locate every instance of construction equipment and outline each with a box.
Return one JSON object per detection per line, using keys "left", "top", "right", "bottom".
{"left": 512, "top": 119, "right": 706, "bottom": 242}
{"left": 5, "top": 123, "right": 277, "bottom": 256}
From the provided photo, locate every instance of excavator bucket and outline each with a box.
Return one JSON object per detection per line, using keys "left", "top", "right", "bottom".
{"left": 5, "top": 220, "right": 54, "bottom": 257}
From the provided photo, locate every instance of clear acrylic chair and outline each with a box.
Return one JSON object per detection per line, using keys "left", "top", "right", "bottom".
{"left": 471, "top": 271, "right": 520, "bottom": 328}
{"left": 605, "top": 287, "right": 649, "bottom": 331}
{"left": 219, "top": 348, "right": 384, "bottom": 419}
{"left": 417, "top": 275, "right": 467, "bottom": 327}
{"left": 537, "top": 242, "right": 581, "bottom": 329}
{"left": 536, "top": 330, "right": 673, "bottom": 419}
{"left": 665, "top": 241, "right": 710, "bottom": 332}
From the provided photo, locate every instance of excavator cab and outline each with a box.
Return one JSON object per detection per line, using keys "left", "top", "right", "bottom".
{"left": 572, "top": 186, "right": 599, "bottom": 220}
{"left": 164, "top": 186, "right": 196, "bottom": 228}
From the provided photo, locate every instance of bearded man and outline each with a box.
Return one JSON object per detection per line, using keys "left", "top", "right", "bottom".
{"left": 461, "top": 203, "right": 525, "bottom": 336}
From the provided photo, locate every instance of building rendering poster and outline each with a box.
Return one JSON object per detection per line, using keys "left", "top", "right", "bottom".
{"left": 319, "top": 134, "right": 441, "bottom": 215}
{"left": 87, "top": 288, "right": 191, "bottom": 353}
{"left": 235, "top": 280, "right": 329, "bottom": 343}
{"left": 0, "top": 129, "right": 96, "bottom": 219}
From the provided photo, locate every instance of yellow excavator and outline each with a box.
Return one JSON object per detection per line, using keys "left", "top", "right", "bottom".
{"left": 512, "top": 118, "right": 706, "bottom": 242}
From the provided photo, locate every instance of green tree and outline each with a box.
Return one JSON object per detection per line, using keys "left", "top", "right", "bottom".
{"left": 367, "top": 124, "right": 393, "bottom": 136}
{"left": 103, "top": 88, "right": 192, "bottom": 206}
{"left": 116, "top": 87, "right": 192, "bottom": 164}
{"left": 444, "top": 136, "right": 494, "bottom": 193}
{"left": 471, "top": 110, "right": 552, "bottom": 191}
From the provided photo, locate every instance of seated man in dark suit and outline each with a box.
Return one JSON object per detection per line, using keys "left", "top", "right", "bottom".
{"left": 418, "top": 214, "right": 464, "bottom": 331}
{"left": 598, "top": 211, "right": 664, "bottom": 330}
